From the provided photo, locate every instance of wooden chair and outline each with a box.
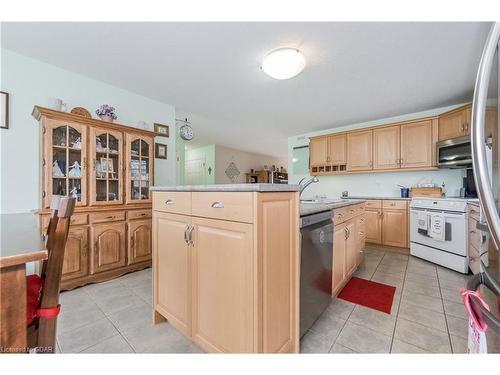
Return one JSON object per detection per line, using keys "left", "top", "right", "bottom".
{"left": 26, "top": 196, "right": 75, "bottom": 353}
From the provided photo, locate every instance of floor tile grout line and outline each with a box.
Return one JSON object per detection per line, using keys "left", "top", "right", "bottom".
{"left": 389, "top": 252, "right": 409, "bottom": 353}
{"left": 436, "top": 271, "right": 455, "bottom": 353}
{"left": 327, "top": 296, "right": 360, "bottom": 353}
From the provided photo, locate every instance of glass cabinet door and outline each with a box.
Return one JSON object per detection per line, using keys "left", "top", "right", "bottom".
{"left": 126, "top": 135, "right": 153, "bottom": 203}
{"left": 46, "top": 120, "right": 87, "bottom": 207}
{"left": 91, "top": 127, "right": 123, "bottom": 205}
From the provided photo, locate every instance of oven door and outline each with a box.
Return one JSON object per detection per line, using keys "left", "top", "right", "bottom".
{"left": 410, "top": 208, "right": 467, "bottom": 256}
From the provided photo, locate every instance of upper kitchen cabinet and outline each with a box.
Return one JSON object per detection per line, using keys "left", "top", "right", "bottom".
{"left": 328, "top": 134, "right": 347, "bottom": 164}
{"left": 400, "top": 119, "right": 437, "bottom": 168}
{"left": 347, "top": 130, "right": 373, "bottom": 171}
{"left": 373, "top": 126, "right": 400, "bottom": 170}
{"left": 309, "top": 136, "right": 328, "bottom": 166}
{"left": 438, "top": 104, "right": 471, "bottom": 141}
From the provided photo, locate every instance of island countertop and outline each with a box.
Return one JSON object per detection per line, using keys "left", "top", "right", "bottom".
{"left": 150, "top": 183, "right": 301, "bottom": 192}
{"left": 300, "top": 199, "right": 366, "bottom": 217}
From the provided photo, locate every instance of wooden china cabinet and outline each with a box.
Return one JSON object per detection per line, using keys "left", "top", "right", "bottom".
{"left": 33, "top": 106, "right": 155, "bottom": 290}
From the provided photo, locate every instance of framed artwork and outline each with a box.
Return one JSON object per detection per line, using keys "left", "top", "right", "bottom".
{"left": 1, "top": 91, "right": 9, "bottom": 129}
{"left": 155, "top": 143, "right": 168, "bottom": 159}
{"left": 154, "top": 123, "right": 169, "bottom": 137}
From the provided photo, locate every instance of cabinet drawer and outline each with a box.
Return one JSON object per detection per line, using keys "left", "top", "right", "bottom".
{"left": 153, "top": 192, "right": 192, "bottom": 215}
{"left": 357, "top": 217, "right": 366, "bottom": 239}
{"left": 468, "top": 218, "right": 482, "bottom": 249}
{"left": 332, "top": 207, "right": 349, "bottom": 224}
{"left": 365, "top": 200, "right": 382, "bottom": 209}
{"left": 468, "top": 205, "right": 480, "bottom": 221}
{"left": 382, "top": 200, "right": 407, "bottom": 210}
{"left": 127, "top": 209, "right": 152, "bottom": 220}
{"left": 90, "top": 211, "right": 126, "bottom": 224}
{"left": 192, "top": 192, "right": 253, "bottom": 223}
{"left": 43, "top": 213, "right": 88, "bottom": 232}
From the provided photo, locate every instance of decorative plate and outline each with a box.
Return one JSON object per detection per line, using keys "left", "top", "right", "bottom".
{"left": 70, "top": 107, "right": 92, "bottom": 118}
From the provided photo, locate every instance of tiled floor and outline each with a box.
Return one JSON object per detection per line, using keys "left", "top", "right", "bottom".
{"left": 56, "top": 248, "right": 495, "bottom": 354}
{"left": 56, "top": 268, "right": 202, "bottom": 353}
{"left": 300, "top": 246, "right": 475, "bottom": 354}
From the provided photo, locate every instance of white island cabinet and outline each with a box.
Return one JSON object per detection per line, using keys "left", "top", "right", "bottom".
{"left": 151, "top": 184, "right": 300, "bottom": 353}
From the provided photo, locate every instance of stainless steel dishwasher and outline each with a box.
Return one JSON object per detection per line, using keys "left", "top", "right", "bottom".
{"left": 300, "top": 210, "right": 333, "bottom": 338}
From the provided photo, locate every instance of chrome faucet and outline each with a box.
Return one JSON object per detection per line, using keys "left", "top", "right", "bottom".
{"left": 298, "top": 176, "right": 319, "bottom": 196}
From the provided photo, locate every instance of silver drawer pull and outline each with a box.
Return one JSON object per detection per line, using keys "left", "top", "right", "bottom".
{"left": 211, "top": 201, "right": 224, "bottom": 209}
{"left": 165, "top": 199, "right": 175, "bottom": 205}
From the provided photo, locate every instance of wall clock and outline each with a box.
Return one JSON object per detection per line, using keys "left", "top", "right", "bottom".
{"left": 178, "top": 118, "right": 194, "bottom": 141}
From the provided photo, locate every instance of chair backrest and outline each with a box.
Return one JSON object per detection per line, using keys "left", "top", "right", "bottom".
{"left": 41, "top": 195, "right": 62, "bottom": 277}
{"left": 39, "top": 197, "right": 75, "bottom": 310}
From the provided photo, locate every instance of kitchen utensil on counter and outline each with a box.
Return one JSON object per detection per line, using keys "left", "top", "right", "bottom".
{"left": 397, "top": 185, "right": 410, "bottom": 198}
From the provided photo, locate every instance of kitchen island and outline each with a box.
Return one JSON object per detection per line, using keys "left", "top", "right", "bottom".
{"left": 150, "top": 184, "right": 301, "bottom": 353}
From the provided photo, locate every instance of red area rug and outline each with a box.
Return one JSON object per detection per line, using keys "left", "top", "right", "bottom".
{"left": 338, "top": 276, "right": 396, "bottom": 314}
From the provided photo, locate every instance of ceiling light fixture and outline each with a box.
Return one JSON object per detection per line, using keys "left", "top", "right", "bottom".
{"left": 261, "top": 48, "right": 306, "bottom": 80}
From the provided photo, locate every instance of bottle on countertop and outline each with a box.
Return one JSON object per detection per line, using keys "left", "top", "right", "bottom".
{"left": 441, "top": 182, "right": 446, "bottom": 197}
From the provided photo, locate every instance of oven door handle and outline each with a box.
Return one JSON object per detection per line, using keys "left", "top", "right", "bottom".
{"left": 466, "top": 265, "right": 500, "bottom": 336}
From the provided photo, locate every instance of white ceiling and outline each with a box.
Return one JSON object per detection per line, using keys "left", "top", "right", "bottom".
{"left": 1, "top": 22, "right": 492, "bottom": 157}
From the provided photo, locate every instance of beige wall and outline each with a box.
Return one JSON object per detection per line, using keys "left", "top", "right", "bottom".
{"left": 214, "top": 145, "right": 287, "bottom": 184}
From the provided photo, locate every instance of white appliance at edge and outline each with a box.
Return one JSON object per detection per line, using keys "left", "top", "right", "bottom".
{"left": 410, "top": 198, "right": 469, "bottom": 273}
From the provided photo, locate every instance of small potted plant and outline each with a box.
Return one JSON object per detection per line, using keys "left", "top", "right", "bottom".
{"left": 96, "top": 104, "right": 117, "bottom": 122}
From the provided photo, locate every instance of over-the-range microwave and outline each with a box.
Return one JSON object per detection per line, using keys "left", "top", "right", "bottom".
{"left": 436, "top": 136, "right": 472, "bottom": 168}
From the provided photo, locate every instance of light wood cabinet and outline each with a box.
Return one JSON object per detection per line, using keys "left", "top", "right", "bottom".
{"left": 365, "top": 209, "right": 382, "bottom": 244}
{"left": 332, "top": 224, "right": 346, "bottom": 296}
{"left": 34, "top": 106, "right": 155, "bottom": 290}
{"left": 373, "top": 126, "right": 400, "bottom": 170}
{"left": 152, "top": 191, "right": 299, "bottom": 353}
{"left": 191, "top": 217, "right": 254, "bottom": 353}
{"left": 382, "top": 209, "right": 408, "bottom": 248}
{"left": 347, "top": 130, "right": 373, "bottom": 171}
{"left": 127, "top": 219, "right": 152, "bottom": 265}
{"left": 61, "top": 227, "right": 88, "bottom": 280}
{"left": 365, "top": 199, "right": 409, "bottom": 249}
{"left": 91, "top": 222, "right": 127, "bottom": 274}
{"left": 153, "top": 212, "right": 191, "bottom": 335}
{"left": 400, "top": 119, "right": 435, "bottom": 168}
{"left": 328, "top": 134, "right": 347, "bottom": 164}
{"left": 331, "top": 203, "right": 365, "bottom": 296}
{"left": 438, "top": 105, "right": 470, "bottom": 141}
{"left": 309, "top": 136, "right": 329, "bottom": 166}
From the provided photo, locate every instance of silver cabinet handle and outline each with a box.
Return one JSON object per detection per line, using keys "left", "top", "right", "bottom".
{"left": 184, "top": 224, "right": 189, "bottom": 244}
{"left": 471, "top": 22, "right": 500, "bottom": 250}
{"left": 188, "top": 225, "right": 194, "bottom": 246}
{"left": 165, "top": 199, "right": 175, "bottom": 205}
{"left": 211, "top": 201, "right": 224, "bottom": 208}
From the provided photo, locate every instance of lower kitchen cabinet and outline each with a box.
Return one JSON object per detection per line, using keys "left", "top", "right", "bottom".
{"left": 364, "top": 199, "right": 409, "bottom": 249}
{"left": 127, "top": 219, "right": 152, "bottom": 265}
{"left": 154, "top": 212, "right": 191, "bottom": 336}
{"left": 91, "top": 222, "right": 127, "bottom": 274}
{"left": 331, "top": 203, "right": 365, "bottom": 296}
{"left": 152, "top": 190, "right": 300, "bottom": 353}
{"left": 62, "top": 227, "right": 89, "bottom": 280}
{"left": 191, "top": 217, "right": 254, "bottom": 353}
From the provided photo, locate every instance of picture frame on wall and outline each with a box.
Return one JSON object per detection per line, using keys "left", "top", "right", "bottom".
{"left": 154, "top": 123, "right": 169, "bottom": 137}
{"left": 155, "top": 143, "right": 168, "bottom": 159}
{"left": 1, "top": 91, "right": 9, "bottom": 129}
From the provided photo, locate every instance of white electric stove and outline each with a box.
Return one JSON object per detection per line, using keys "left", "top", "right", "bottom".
{"left": 410, "top": 198, "right": 469, "bottom": 273}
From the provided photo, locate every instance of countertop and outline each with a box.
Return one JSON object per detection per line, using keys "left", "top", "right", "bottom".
{"left": 346, "top": 196, "right": 411, "bottom": 201}
{"left": 150, "top": 183, "right": 301, "bottom": 192}
{"left": 300, "top": 199, "right": 366, "bottom": 217}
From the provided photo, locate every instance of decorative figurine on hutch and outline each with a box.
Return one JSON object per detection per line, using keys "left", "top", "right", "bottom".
{"left": 96, "top": 138, "right": 106, "bottom": 153}
{"left": 95, "top": 104, "right": 117, "bottom": 123}
{"left": 53, "top": 160, "right": 65, "bottom": 177}
{"left": 68, "top": 161, "right": 82, "bottom": 178}
{"left": 72, "top": 137, "right": 82, "bottom": 150}
{"left": 69, "top": 186, "right": 78, "bottom": 199}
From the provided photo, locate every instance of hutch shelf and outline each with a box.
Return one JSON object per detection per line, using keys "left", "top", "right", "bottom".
{"left": 33, "top": 106, "right": 155, "bottom": 290}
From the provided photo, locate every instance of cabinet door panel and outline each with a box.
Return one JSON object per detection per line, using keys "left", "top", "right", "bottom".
{"left": 373, "top": 126, "right": 400, "bottom": 170}
{"left": 382, "top": 209, "right": 408, "bottom": 248}
{"left": 62, "top": 227, "right": 88, "bottom": 280}
{"left": 328, "top": 134, "right": 346, "bottom": 164}
{"left": 347, "top": 130, "right": 373, "bottom": 171}
{"left": 126, "top": 134, "right": 153, "bottom": 203}
{"left": 438, "top": 110, "right": 466, "bottom": 141}
{"left": 332, "top": 224, "right": 346, "bottom": 296}
{"left": 91, "top": 222, "right": 126, "bottom": 274}
{"left": 309, "top": 137, "right": 328, "bottom": 166}
{"left": 365, "top": 209, "right": 382, "bottom": 244}
{"left": 153, "top": 212, "right": 191, "bottom": 335}
{"left": 128, "top": 219, "right": 152, "bottom": 264}
{"left": 191, "top": 217, "right": 253, "bottom": 353}
{"left": 400, "top": 120, "right": 434, "bottom": 168}
{"left": 345, "top": 220, "right": 357, "bottom": 275}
